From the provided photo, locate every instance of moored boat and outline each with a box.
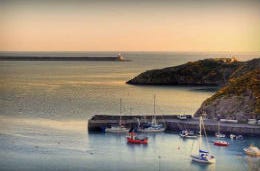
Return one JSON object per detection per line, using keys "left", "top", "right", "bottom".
{"left": 126, "top": 132, "right": 148, "bottom": 144}
{"left": 230, "top": 134, "right": 244, "bottom": 140}
{"left": 213, "top": 140, "right": 229, "bottom": 146}
{"left": 243, "top": 145, "right": 260, "bottom": 156}
{"left": 138, "top": 95, "right": 166, "bottom": 133}
{"left": 215, "top": 122, "right": 226, "bottom": 138}
{"left": 105, "top": 99, "right": 130, "bottom": 133}
{"left": 105, "top": 125, "right": 129, "bottom": 133}
{"left": 191, "top": 115, "right": 216, "bottom": 164}
{"left": 191, "top": 150, "right": 216, "bottom": 164}
{"left": 179, "top": 130, "right": 198, "bottom": 139}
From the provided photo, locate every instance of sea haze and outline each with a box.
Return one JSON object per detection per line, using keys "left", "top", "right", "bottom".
{"left": 0, "top": 51, "right": 259, "bottom": 171}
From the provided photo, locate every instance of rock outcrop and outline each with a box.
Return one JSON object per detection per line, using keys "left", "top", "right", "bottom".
{"left": 127, "top": 57, "right": 260, "bottom": 121}
{"left": 194, "top": 69, "right": 260, "bottom": 121}
{"left": 127, "top": 58, "right": 241, "bottom": 86}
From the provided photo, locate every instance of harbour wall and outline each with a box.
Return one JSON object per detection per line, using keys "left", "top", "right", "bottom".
{"left": 88, "top": 115, "right": 260, "bottom": 136}
{"left": 0, "top": 56, "right": 129, "bottom": 61}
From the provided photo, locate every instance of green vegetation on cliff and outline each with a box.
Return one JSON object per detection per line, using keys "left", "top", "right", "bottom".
{"left": 195, "top": 69, "right": 260, "bottom": 121}
{"left": 127, "top": 58, "right": 241, "bottom": 86}
{"left": 127, "top": 57, "right": 260, "bottom": 121}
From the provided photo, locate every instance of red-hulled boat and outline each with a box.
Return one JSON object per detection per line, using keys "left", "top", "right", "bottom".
{"left": 214, "top": 140, "right": 229, "bottom": 146}
{"left": 126, "top": 132, "right": 148, "bottom": 144}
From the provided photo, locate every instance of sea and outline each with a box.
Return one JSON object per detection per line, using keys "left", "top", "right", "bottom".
{"left": 0, "top": 51, "right": 259, "bottom": 171}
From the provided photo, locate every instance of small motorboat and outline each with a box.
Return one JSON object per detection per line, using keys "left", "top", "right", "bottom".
{"left": 215, "top": 133, "right": 226, "bottom": 138}
{"left": 179, "top": 130, "right": 198, "bottom": 139}
{"left": 230, "top": 134, "right": 236, "bottom": 139}
{"left": 126, "top": 132, "right": 148, "bottom": 144}
{"left": 213, "top": 140, "right": 229, "bottom": 146}
{"left": 230, "top": 134, "right": 244, "bottom": 140}
{"left": 243, "top": 145, "right": 260, "bottom": 156}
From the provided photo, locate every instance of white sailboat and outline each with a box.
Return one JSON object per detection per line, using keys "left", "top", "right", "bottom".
{"left": 105, "top": 99, "right": 129, "bottom": 133}
{"left": 191, "top": 115, "right": 216, "bottom": 164}
{"left": 138, "top": 95, "right": 166, "bottom": 133}
{"left": 215, "top": 121, "right": 226, "bottom": 138}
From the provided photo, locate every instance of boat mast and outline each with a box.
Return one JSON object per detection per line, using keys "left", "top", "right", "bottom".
{"left": 218, "top": 121, "right": 220, "bottom": 134}
{"left": 153, "top": 95, "right": 156, "bottom": 123}
{"left": 119, "top": 98, "right": 122, "bottom": 125}
{"left": 199, "top": 116, "right": 202, "bottom": 149}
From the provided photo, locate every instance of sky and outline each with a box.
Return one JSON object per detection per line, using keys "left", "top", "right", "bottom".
{"left": 0, "top": 0, "right": 260, "bottom": 52}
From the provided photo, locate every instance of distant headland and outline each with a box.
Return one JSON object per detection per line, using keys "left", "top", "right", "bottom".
{"left": 0, "top": 53, "right": 130, "bottom": 62}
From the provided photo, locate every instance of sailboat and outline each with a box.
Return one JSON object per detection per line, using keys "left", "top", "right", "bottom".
{"left": 215, "top": 121, "right": 226, "bottom": 138}
{"left": 179, "top": 130, "right": 198, "bottom": 139}
{"left": 105, "top": 99, "right": 130, "bottom": 133}
{"left": 138, "top": 95, "right": 166, "bottom": 133}
{"left": 191, "top": 115, "right": 216, "bottom": 164}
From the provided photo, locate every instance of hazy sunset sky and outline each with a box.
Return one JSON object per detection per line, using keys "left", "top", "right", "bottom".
{"left": 1, "top": 0, "right": 260, "bottom": 52}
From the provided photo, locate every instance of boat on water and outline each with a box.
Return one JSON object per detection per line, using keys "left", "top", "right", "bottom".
{"left": 230, "top": 134, "right": 244, "bottom": 140}
{"left": 179, "top": 130, "right": 198, "bottom": 139}
{"left": 213, "top": 140, "right": 229, "bottom": 147}
{"left": 105, "top": 99, "right": 130, "bottom": 133}
{"left": 215, "top": 121, "right": 226, "bottom": 138}
{"left": 191, "top": 115, "right": 216, "bottom": 164}
{"left": 138, "top": 95, "right": 166, "bottom": 133}
{"left": 243, "top": 145, "right": 260, "bottom": 156}
{"left": 126, "top": 128, "right": 148, "bottom": 144}
{"left": 138, "top": 118, "right": 166, "bottom": 133}
{"left": 105, "top": 125, "right": 129, "bottom": 133}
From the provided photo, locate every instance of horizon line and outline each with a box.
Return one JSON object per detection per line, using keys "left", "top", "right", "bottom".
{"left": 1, "top": 50, "right": 260, "bottom": 53}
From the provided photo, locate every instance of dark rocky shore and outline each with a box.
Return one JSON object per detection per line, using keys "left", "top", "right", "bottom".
{"left": 127, "top": 58, "right": 260, "bottom": 122}
{"left": 127, "top": 58, "right": 259, "bottom": 86}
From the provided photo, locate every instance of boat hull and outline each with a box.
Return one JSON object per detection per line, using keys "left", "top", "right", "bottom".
{"left": 179, "top": 134, "right": 198, "bottom": 139}
{"left": 243, "top": 148, "right": 260, "bottom": 156}
{"left": 138, "top": 127, "right": 166, "bottom": 133}
{"left": 105, "top": 127, "right": 129, "bottom": 133}
{"left": 191, "top": 155, "right": 216, "bottom": 164}
{"left": 214, "top": 141, "right": 229, "bottom": 146}
{"left": 127, "top": 137, "right": 148, "bottom": 144}
{"left": 215, "top": 134, "right": 226, "bottom": 138}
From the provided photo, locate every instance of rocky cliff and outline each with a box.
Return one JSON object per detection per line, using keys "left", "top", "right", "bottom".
{"left": 194, "top": 69, "right": 260, "bottom": 121}
{"left": 127, "top": 58, "right": 242, "bottom": 86}
{"left": 127, "top": 57, "right": 260, "bottom": 121}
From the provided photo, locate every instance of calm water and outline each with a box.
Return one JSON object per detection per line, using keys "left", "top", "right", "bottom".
{"left": 0, "top": 52, "right": 260, "bottom": 171}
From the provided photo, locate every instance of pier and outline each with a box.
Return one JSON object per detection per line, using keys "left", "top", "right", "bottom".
{"left": 0, "top": 54, "right": 129, "bottom": 62}
{"left": 88, "top": 115, "right": 260, "bottom": 136}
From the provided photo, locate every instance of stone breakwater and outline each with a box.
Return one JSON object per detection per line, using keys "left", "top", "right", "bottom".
{"left": 0, "top": 56, "right": 129, "bottom": 62}
{"left": 88, "top": 115, "right": 260, "bottom": 136}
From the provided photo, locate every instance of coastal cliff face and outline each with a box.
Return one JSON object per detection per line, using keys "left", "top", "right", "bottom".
{"left": 127, "top": 58, "right": 241, "bottom": 86}
{"left": 194, "top": 69, "right": 260, "bottom": 121}
{"left": 127, "top": 57, "right": 260, "bottom": 121}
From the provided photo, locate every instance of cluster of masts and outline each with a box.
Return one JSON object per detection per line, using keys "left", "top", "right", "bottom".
{"left": 104, "top": 96, "right": 260, "bottom": 165}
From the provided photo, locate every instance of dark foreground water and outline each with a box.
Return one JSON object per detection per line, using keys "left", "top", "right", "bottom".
{"left": 0, "top": 51, "right": 259, "bottom": 171}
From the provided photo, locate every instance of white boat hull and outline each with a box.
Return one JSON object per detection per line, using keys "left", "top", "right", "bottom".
{"left": 180, "top": 134, "right": 198, "bottom": 139}
{"left": 243, "top": 148, "right": 260, "bottom": 156}
{"left": 138, "top": 127, "right": 166, "bottom": 133}
{"left": 105, "top": 127, "right": 129, "bottom": 133}
{"left": 191, "top": 155, "right": 216, "bottom": 164}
